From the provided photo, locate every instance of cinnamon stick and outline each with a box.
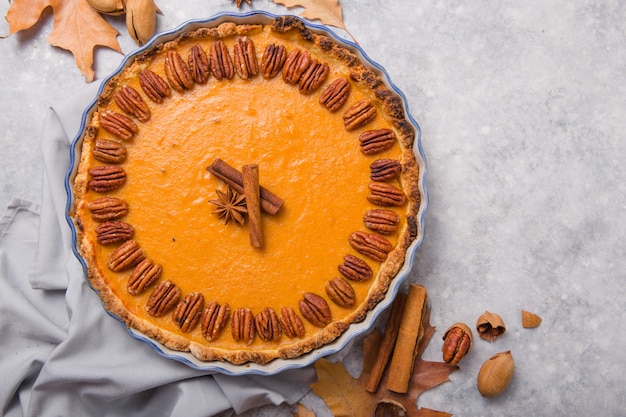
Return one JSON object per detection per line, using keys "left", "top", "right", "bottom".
{"left": 207, "top": 159, "right": 284, "bottom": 215}
{"left": 386, "top": 284, "right": 428, "bottom": 394}
{"left": 242, "top": 164, "right": 263, "bottom": 248}
{"left": 365, "top": 292, "right": 407, "bottom": 393}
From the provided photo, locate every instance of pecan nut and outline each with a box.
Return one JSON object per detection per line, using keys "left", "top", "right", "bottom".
{"left": 338, "top": 254, "right": 373, "bottom": 282}
{"left": 367, "top": 182, "right": 407, "bottom": 207}
{"left": 260, "top": 43, "right": 287, "bottom": 79}
{"left": 359, "top": 129, "right": 397, "bottom": 155}
{"left": 164, "top": 50, "right": 194, "bottom": 92}
{"left": 255, "top": 307, "right": 282, "bottom": 342}
{"left": 146, "top": 280, "right": 181, "bottom": 317}
{"left": 127, "top": 258, "right": 162, "bottom": 295}
{"left": 442, "top": 323, "right": 473, "bottom": 366}
{"left": 299, "top": 60, "right": 329, "bottom": 94}
{"left": 363, "top": 209, "right": 400, "bottom": 235}
{"left": 88, "top": 165, "right": 126, "bottom": 193}
{"left": 87, "top": 197, "right": 129, "bottom": 221}
{"left": 107, "top": 239, "right": 146, "bottom": 272}
{"left": 282, "top": 49, "right": 311, "bottom": 85}
{"left": 95, "top": 220, "right": 134, "bottom": 245}
{"left": 319, "top": 78, "right": 351, "bottom": 112}
{"left": 280, "top": 307, "right": 305, "bottom": 339}
{"left": 98, "top": 110, "right": 138, "bottom": 140}
{"left": 172, "top": 292, "right": 205, "bottom": 333}
{"left": 139, "top": 69, "right": 171, "bottom": 103}
{"left": 233, "top": 37, "right": 258, "bottom": 80}
{"left": 325, "top": 277, "right": 356, "bottom": 308}
{"left": 298, "top": 293, "right": 331, "bottom": 328}
{"left": 188, "top": 44, "right": 210, "bottom": 84}
{"left": 201, "top": 301, "right": 231, "bottom": 341}
{"left": 231, "top": 307, "right": 255, "bottom": 344}
{"left": 343, "top": 99, "right": 376, "bottom": 130}
{"left": 348, "top": 231, "right": 393, "bottom": 262}
{"left": 209, "top": 40, "right": 234, "bottom": 81}
{"left": 370, "top": 159, "right": 401, "bottom": 181}
{"left": 93, "top": 139, "right": 127, "bottom": 164}
{"left": 114, "top": 85, "right": 150, "bottom": 122}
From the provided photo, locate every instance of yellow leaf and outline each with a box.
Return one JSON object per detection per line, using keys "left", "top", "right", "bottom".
{"left": 311, "top": 358, "right": 379, "bottom": 417}
{"left": 6, "top": 0, "right": 122, "bottom": 82}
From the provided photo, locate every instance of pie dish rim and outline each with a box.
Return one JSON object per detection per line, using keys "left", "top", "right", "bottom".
{"left": 64, "top": 10, "right": 429, "bottom": 376}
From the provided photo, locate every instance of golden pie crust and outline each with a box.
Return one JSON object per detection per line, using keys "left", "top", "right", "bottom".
{"left": 71, "top": 16, "right": 422, "bottom": 364}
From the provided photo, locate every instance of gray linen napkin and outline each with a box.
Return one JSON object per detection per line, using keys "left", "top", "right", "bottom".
{"left": 0, "top": 83, "right": 314, "bottom": 417}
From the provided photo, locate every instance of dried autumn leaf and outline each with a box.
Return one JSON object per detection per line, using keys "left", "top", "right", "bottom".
{"left": 5, "top": 0, "right": 122, "bottom": 82}
{"left": 311, "top": 309, "right": 456, "bottom": 417}
{"left": 272, "top": 0, "right": 353, "bottom": 39}
{"left": 292, "top": 403, "right": 316, "bottom": 417}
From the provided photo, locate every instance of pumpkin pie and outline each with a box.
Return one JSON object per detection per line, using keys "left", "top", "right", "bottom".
{"left": 70, "top": 16, "right": 422, "bottom": 364}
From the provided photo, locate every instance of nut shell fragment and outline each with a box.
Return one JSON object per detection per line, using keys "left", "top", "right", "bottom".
{"left": 521, "top": 310, "right": 542, "bottom": 328}
{"left": 476, "top": 311, "right": 506, "bottom": 342}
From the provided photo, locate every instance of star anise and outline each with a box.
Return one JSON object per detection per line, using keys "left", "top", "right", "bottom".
{"left": 234, "top": 0, "right": 252, "bottom": 7}
{"left": 209, "top": 186, "right": 247, "bottom": 225}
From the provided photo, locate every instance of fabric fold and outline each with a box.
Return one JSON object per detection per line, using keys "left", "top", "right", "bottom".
{"left": 0, "top": 84, "right": 315, "bottom": 417}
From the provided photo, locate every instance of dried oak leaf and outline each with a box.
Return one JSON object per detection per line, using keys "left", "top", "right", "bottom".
{"left": 310, "top": 309, "right": 456, "bottom": 417}
{"left": 5, "top": 0, "right": 122, "bottom": 82}
{"left": 272, "top": 0, "right": 352, "bottom": 37}
{"left": 292, "top": 403, "right": 316, "bottom": 417}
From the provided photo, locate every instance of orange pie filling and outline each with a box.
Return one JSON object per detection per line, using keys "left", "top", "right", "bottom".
{"left": 72, "top": 17, "right": 421, "bottom": 364}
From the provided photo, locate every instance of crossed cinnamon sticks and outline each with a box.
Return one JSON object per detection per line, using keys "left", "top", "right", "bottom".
{"left": 207, "top": 158, "right": 284, "bottom": 248}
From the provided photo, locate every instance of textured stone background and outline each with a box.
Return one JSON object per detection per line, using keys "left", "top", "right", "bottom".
{"left": 1, "top": 1, "right": 624, "bottom": 415}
